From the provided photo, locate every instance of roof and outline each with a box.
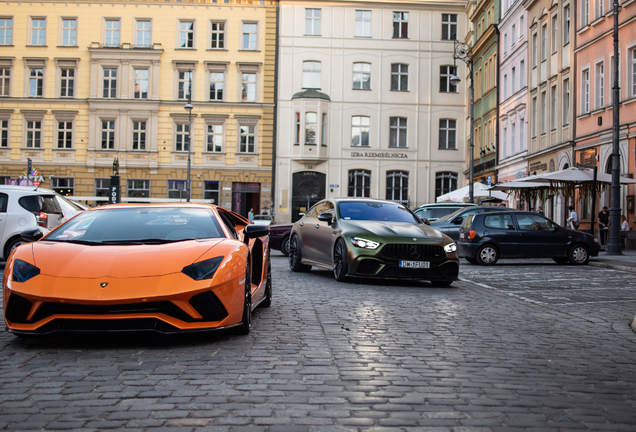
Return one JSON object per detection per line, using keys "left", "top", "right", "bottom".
{"left": 291, "top": 88, "right": 331, "bottom": 101}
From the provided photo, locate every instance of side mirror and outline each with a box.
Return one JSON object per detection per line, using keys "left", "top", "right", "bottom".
{"left": 21, "top": 229, "right": 45, "bottom": 242}
{"left": 244, "top": 224, "right": 269, "bottom": 240}
{"left": 452, "top": 217, "right": 464, "bottom": 225}
{"left": 421, "top": 218, "right": 431, "bottom": 225}
{"left": 318, "top": 213, "right": 333, "bottom": 224}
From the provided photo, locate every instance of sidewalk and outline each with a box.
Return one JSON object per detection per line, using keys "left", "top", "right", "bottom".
{"left": 589, "top": 248, "right": 636, "bottom": 273}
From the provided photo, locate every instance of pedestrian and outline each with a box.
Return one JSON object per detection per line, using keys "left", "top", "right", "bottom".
{"left": 537, "top": 206, "right": 544, "bottom": 215}
{"left": 248, "top": 208, "right": 254, "bottom": 222}
{"left": 567, "top": 205, "right": 579, "bottom": 230}
{"left": 621, "top": 215, "right": 629, "bottom": 231}
{"left": 598, "top": 206, "right": 609, "bottom": 245}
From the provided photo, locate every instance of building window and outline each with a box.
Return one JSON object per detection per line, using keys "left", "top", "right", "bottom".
{"left": 136, "top": 20, "right": 151, "bottom": 47}
{"left": 321, "top": 113, "right": 327, "bottom": 146}
{"left": 0, "top": 119, "right": 8, "bottom": 147}
{"left": 631, "top": 48, "right": 636, "bottom": 97}
{"left": 511, "top": 122, "right": 516, "bottom": 155}
{"left": 392, "top": 12, "right": 408, "bottom": 39}
{"left": 583, "top": 0, "right": 590, "bottom": 25}
{"left": 132, "top": 121, "right": 146, "bottom": 150}
{"left": 353, "top": 62, "right": 371, "bottom": 90}
{"left": 95, "top": 178, "right": 110, "bottom": 198}
{"left": 389, "top": 117, "right": 407, "bottom": 148}
{"left": 51, "top": 178, "right": 74, "bottom": 196}
{"left": 295, "top": 112, "right": 300, "bottom": 144}
{"left": 550, "top": 85, "right": 557, "bottom": 130}
{"left": 61, "top": 18, "right": 76, "bottom": 46}
{"left": 596, "top": 62, "right": 604, "bottom": 109}
{"left": 532, "top": 33, "right": 538, "bottom": 68}
{"left": 502, "top": 126, "right": 507, "bottom": 158}
{"left": 435, "top": 172, "right": 457, "bottom": 200}
{"left": 531, "top": 96, "right": 537, "bottom": 137}
{"left": 26, "top": 120, "right": 42, "bottom": 148}
{"left": 563, "top": 78, "right": 570, "bottom": 125}
{"left": 386, "top": 171, "right": 408, "bottom": 204}
{"left": 511, "top": 67, "right": 516, "bottom": 94}
{"left": 60, "top": 68, "right": 74, "bottom": 98}
{"left": 305, "top": 112, "right": 317, "bottom": 144}
{"left": 241, "top": 72, "right": 256, "bottom": 101}
{"left": 239, "top": 124, "right": 256, "bottom": 153}
{"left": 302, "top": 61, "right": 321, "bottom": 89}
{"left": 57, "top": 121, "right": 73, "bottom": 149}
{"left": 441, "top": 14, "right": 457, "bottom": 40}
{"left": 168, "top": 180, "right": 187, "bottom": 199}
{"left": 209, "top": 71, "right": 224, "bottom": 101}
{"left": 206, "top": 124, "right": 223, "bottom": 152}
{"left": 355, "top": 10, "right": 371, "bottom": 37}
{"left": 104, "top": 19, "right": 120, "bottom": 47}
{"left": 519, "top": 118, "right": 525, "bottom": 150}
{"left": 101, "top": 120, "right": 115, "bottom": 149}
{"left": 305, "top": 9, "right": 321, "bottom": 36}
{"left": 175, "top": 123, "right": 189, "bottom": 152}
{"left": 564, "top": 6, "right": 570, "bottom": 45}
{"left": 127, "top": 179, "right": 150, "bottom": 198}
{"left": 520, "top": 15, "right": 525, "bottom": 38}
{"left": 103, "top": 68, "right": 117, "bottom": 98}
{"left": 210, "top": 21, "right": 225, "bottom": 49}
{"left": 512, "top": 24, "right": 516, "bottom": 44}
{"left": 503, "top": 33, "right": 507, "bottom": 54}
{"left": 351, "top": 116, "right": 369, "bottom": 147}
{"left": 595, "top": 0, "right": 604, "bottom": 19}
{"left": 551, "top": 14, "right": 558, "bottom": 53}
{"left": 503, "top": 74, "right": 508, "bottom": 100}
{"left": 391, "top": 63, "right": 408, "bottom": 91}
{"left": 0, "top": 17, "right": 12, "bottom": 45}
{"left": 242, "top": 22, "right": 258, "bottom": 50}
{"left": 179, "top": 20, "right": 195, "bottom": 48}
{"left": 540, "top": 91, "right": 547, "bottom": 134}
{"left": 29, "top": 68, "right": 44, "bottom": 97}
{"left": 541, "top": 23, "right": 547, "bottom": 62}
{"left": 178, "top": 70, "right": 192, "bottom": 100}
{"left": 348, "top": 170, "right": 371, "bottom": 197}
{"left": 30, "top": 18, "right": 46, "bottom": 45}
{"left": 204, "top": 181, "right": 220, "bottom": 204}
{"left": 582, "top": 68, "right": 590, "bottom": 113}
{"left": 440, "top": 66, "right": 457, "bottom": 93}
{"left": 520, "top": 59, "right": 525, "bottom": 87}
{"left": 134, "top": 69, "right": 149, "bottom": 99}
{"left": 439, "top": 119, "right": 457, "bottom": 150}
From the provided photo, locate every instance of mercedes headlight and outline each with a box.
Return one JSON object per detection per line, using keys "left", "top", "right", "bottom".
{"left": 12, "top": 259, "right": 41, "bottom": 283}
{"left": 351, "top": 237, "right": 380, "bottom": 250}
{"left": 444, "top": 243, "right": 457, "bottom": 253}
{"left": 182, "top": 257, "right": 224, "bottom": 281}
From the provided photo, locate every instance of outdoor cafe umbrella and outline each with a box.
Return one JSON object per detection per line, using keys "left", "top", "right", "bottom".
{"left": 436, "top": 182, "right": 509, "bottom": 203}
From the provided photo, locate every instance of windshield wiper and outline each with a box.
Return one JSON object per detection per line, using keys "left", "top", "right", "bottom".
{"left": 100, "top": 239, "right": 184, "bottom": 245}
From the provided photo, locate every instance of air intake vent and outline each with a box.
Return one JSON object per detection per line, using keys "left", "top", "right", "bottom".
{"left": 6, "top": 294, "right": 33, "bottom": 324}
{"left": 189, "top": 291, "right": 229, "bottom": 321}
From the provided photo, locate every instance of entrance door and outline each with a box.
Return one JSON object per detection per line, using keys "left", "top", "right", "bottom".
{"left": 232, "top": 182, "right": 261, "bottom": 219}
{"left": 291, "top": 171, "right": 326, "bottom": 223}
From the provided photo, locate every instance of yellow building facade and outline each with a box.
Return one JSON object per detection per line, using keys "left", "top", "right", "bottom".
{"left": 0, "top": 0, "right": 275, "bottom": 217}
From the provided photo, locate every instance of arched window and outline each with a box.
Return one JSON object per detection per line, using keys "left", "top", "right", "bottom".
{"left": 348, "top": 170, "right": 371, "bottom": 197}
{"left": 435, "top": 172, "right": 458, "bottom": 199}
{"left": 386, "top": 171, "right": 409, "bottom": 205}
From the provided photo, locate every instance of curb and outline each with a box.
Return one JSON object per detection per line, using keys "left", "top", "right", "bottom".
{"left": 589, "top": 261, "right": 636, "bottom": 273}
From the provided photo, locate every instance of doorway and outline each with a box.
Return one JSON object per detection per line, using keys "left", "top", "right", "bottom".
{"left": 292, "top": 171, "right": 326, "bottom": 222}
{"left": 232, "top": 182, "right": 261, "bottom": 219}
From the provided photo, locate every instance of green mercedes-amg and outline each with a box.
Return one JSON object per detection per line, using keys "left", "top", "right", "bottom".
{"left": 288, "top": 199, "right": 459, "bottom": 286}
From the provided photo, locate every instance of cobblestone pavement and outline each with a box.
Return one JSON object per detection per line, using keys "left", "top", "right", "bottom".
{"left": 1, "top": 254, "right": 636, "bottom": 431}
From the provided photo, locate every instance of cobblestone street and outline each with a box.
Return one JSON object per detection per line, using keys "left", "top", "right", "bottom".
{"left": 1, "top": 254, "right": 635, "bottom": 431}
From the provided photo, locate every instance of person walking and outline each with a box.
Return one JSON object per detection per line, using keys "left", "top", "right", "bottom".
{"left": 598, "top": 206, "right": 609, "bottom": 245}
{"left": 248, "top": 208, "right": 254, "bottom": 222}
{"left": 567, "top": 205, "right": 579, "bottom": 230}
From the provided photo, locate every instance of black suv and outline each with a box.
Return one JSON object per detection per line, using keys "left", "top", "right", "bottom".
{"left": 429, "top": 206, "right": 513, "bottom": 242}
{"left": 458, "top": 211, "right": 601, "bottom": 265}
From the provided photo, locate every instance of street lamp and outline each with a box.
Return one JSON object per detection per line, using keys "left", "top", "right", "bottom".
{"left": 451, "top": 40, "right": 475, "bottom": 204}
{"left": 184, "top": 71, "right": 193, "bottom": 203}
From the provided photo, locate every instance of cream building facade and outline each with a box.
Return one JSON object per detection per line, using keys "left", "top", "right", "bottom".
{"left": 275, "top": 0, "right": 469, "bottom": 223}
{"left": 0, "top": 0, "right": 275, "bottom": 217}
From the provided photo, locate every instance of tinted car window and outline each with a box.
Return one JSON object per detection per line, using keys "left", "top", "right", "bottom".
{"left": 515, "top": 213, "right": 556, "bottom": 231}
{"left": 339, "top": 201, "right": 418, "bottom": 223}
{"left": 436, "top": 207, "right": 466, "bottom": 222}
{"left": 417, "top": 207, "right": 462, "bottom": 220}
{"left": 484, "top": 214, "right": 515, "bottom": 230}
{"left": 0, "top": 193, "right": 7, "bottom": 212}
{"left": 18, "top": 195, "right": 62, "bottom": 214}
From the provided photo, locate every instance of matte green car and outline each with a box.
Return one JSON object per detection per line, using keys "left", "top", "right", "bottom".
{"left": 288, "top": 199, "right": 459, "bottom": 286}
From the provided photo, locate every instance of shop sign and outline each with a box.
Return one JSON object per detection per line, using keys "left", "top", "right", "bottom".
{"left": 580, "top": 148, "right": 597, "bottom": 166}
{"left": 351, "top": 151, "right": 408, "bottom": 159}
{"left": 528, "top": 155, "right": 556, "bottom": 175}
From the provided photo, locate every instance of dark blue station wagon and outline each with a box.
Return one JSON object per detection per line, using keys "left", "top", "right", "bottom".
{"left": 458, "top": 211, "right": 601, "bottom": 265}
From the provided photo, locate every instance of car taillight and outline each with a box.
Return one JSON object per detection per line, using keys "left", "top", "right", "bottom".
{"left": 36, "top": 212, "right": 48, "bottom": 228}
{"left": 468, "top": 230, "right": 476, "bottom": 240}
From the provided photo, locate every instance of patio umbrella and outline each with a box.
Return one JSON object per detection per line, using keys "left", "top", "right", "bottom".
{"left": 514, "top": 167, "right": 636, "bottom": 185}
{"left": 436, "top": 182, "right": 509, "bottom": 203}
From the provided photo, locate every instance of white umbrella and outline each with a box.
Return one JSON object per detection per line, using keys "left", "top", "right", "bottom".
{"left": 514, "top": 167, "right": 636, "bottom": 184}
{"left": 436, "top": 183, "right": 509, "bottom": 203}
{"left": 488, "top": 181, "right": 553, "bottom": 191}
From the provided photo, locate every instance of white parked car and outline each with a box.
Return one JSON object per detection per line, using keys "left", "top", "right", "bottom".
{"left": 252, "top": 215, "right": 274, "bottom": 226}
{"left": 0, "top": 186, "right": 84, "bottom": 260}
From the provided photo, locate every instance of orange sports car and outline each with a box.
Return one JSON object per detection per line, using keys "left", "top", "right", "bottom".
{"left": 3, "top": 203, "right": 271, "bottom": 336}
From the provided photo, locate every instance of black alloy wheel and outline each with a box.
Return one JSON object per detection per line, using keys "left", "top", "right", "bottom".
{"left": 280, "top": 235, "right": 290, "bottom": 256}
{"left": 333, "top": 238, "right": 349, "bottom": 282}
{"left": 289, "top": 234, "right": 311, "bottom": 272}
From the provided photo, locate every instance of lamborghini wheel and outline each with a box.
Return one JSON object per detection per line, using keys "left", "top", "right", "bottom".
{"left": 289, "top": 234, "right": 311, "bottom": 272}
{"left": 333, "top": 238, "right": 349, "bottom": 282}
{"left": 235, "top": 265, "right": 252, "bottom": 335}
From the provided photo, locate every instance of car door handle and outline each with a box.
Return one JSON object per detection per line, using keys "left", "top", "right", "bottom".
{"left": 299, "top": 222, "right": 304, "bottom": 226}
{"left": 315, "top": 224, "right": 320, "bottom": 229}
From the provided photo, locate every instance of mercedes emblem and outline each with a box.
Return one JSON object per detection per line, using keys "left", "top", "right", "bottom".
{"left": 409, "top": 246, "right": 421, "bottom": 260}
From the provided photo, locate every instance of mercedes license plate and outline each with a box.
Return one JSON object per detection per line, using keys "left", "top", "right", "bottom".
{"left": 399, "top": 260, "right": 430, "bottom": 269}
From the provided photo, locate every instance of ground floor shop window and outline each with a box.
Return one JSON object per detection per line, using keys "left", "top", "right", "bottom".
{"left": 168, "top": 180, "right": 187, "bottom": 199}
{"left": 348, "top": 169, "right": 371, "bottom": 197}
{"left": 52, "top": 177, "right": 74, "bottom": 196}
{"left": 435, "top": 172, "right": 457, "bottom": 200}
{"left": 127, "top": 179, "right": 150, "bottom": 198}
{"left": 386, "top": 170, "right": 408, "bottom": 205}
{"left": 204, "top": 181, "right": 220, "bottom": 204}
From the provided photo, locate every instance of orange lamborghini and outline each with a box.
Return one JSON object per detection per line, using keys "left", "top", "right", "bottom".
{"left": 3, "top": 203, "right": 271, "bottom": 336}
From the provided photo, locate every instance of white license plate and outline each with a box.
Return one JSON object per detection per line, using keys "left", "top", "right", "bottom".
{"left": 399, "top": 260, "right": 430, "bottom": 269}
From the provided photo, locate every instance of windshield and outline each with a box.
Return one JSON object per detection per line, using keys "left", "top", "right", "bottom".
{"left": 46, "top": 207, "right": 225, "bottom": 244}
{"left": 338, "top": 201, "right": 419, "bottom": 223}
{"left": 435, "top": 207, "right": 467, "bottom": 222}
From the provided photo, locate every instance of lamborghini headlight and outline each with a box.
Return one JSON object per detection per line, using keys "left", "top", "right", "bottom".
{"left": 12, "top": 259, "right": 41, "bottom": 283}
{"left": 351, "top": 237, "right": 380, "bottom": 250}
{"left": 182, "top": 256, "right": 224, "bottom": 281}
{"left": 444, "top": 243, "right": 457, "bottom": 253}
